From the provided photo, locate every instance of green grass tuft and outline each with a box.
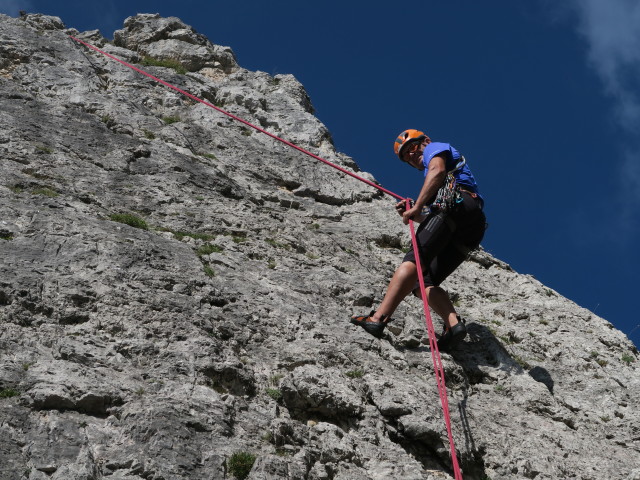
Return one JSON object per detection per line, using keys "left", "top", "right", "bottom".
{"left": 0, "top": 388, "right": 19, "bottom": 398}
{"left": 197, "top": 244, "right": 223, "bottom": 256}
{"left": 265, "top": 238, "right": 289, "bottom": 249}
{"left": 101, "top": 115, "right": 116, "bottom": 127}
{"left": 228, "top": 452, "right": 256, "bottom": 480}
{"left": 32, "top": 187, "right": 58, "bottom": 197}
{"left": 35, "top": 145, "right": 54, "bottom": 154}
{"left": 265, "top": 388, "right": 282, "bottom": 401}
{"left": 109, "top": 213, "right": 149, "bottom": 230}
{"left": 141, "top": 56, "right": 187, "bottom": 74}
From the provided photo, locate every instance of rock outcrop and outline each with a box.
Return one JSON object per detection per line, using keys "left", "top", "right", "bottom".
{"left": 0, "top": 13, "right": 638, "bottom": 480}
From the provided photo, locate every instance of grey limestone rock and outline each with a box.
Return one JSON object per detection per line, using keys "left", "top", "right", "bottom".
{"left": 113, "top": 13, "right": 238, "bottom": 73}
{"left": 0, "top": 11, "right": 638, "bottom": 480}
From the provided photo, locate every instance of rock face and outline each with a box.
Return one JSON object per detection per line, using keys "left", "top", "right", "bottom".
{"left": 0, "top": 13, "right": 638, "bottom": 480}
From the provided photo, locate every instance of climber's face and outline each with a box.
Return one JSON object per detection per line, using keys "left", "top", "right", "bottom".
{"left": 403, "top": 142, "right": 425, "bottom": 171}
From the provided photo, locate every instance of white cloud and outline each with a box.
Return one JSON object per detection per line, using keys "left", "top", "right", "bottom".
{"left": 570, "top": 0, "right": 640, "bottom": 130}
{"left": 566, "top": 0, "right": 640, "bottom": 232}
{"left": 0, "top": 0, "right": 33, "bottom": 16}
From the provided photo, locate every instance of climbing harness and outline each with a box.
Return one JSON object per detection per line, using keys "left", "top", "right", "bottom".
{"left": 67, "top": 36, "right": 464, "bottom": 480}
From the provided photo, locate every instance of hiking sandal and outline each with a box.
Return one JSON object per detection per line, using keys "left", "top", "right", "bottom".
{"left": 350, "top": 311, "right": 393, "bottom": 338}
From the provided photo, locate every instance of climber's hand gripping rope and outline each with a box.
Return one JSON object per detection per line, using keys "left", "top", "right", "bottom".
{"left": 395, "top": 198, "right": 413, "bottom": 217}
{"left": 400, "top": 198, "right": 424, "bottom": 225}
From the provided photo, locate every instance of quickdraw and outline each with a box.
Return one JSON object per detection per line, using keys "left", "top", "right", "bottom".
{"left": 432, "top": 156, "right": 466, "bottom": 212}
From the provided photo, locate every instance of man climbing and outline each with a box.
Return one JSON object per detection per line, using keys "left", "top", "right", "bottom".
{"left": 350, "top": 129, "right": 486, "bottom": 352}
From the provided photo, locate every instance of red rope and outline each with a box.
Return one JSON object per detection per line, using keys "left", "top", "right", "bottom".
{"left": 408, "top": 212, "right": 463, "bottom": 479}
{"left": 68, "top": 36, "right": 462, "bottom": 478}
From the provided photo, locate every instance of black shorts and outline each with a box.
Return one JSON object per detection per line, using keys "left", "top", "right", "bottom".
{"left": 402, "top": 191, "right": 486, "bottom": 287}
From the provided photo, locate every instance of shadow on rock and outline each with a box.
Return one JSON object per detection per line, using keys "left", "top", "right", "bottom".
{"left": 390, "top": 321, "right": 556, "bottom": 479}
{"left": 452, "top": 321, "right": 554, "bottom": 394}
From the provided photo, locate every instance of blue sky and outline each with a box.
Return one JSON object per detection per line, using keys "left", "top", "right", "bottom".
{"left": 3, "top": 1, "right": 639, "bottom": 347}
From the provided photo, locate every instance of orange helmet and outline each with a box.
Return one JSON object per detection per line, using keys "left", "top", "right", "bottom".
{"left": 394, "top": 129, "right": 427, "bottom": 160}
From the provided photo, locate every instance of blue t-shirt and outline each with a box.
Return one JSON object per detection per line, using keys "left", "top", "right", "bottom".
{"left": 422, "top": 142, "right": 482, "bottom": 199}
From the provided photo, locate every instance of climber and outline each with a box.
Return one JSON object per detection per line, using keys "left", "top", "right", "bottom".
{"left": 350, "top": 130, "right": 486, "bottom": 352}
